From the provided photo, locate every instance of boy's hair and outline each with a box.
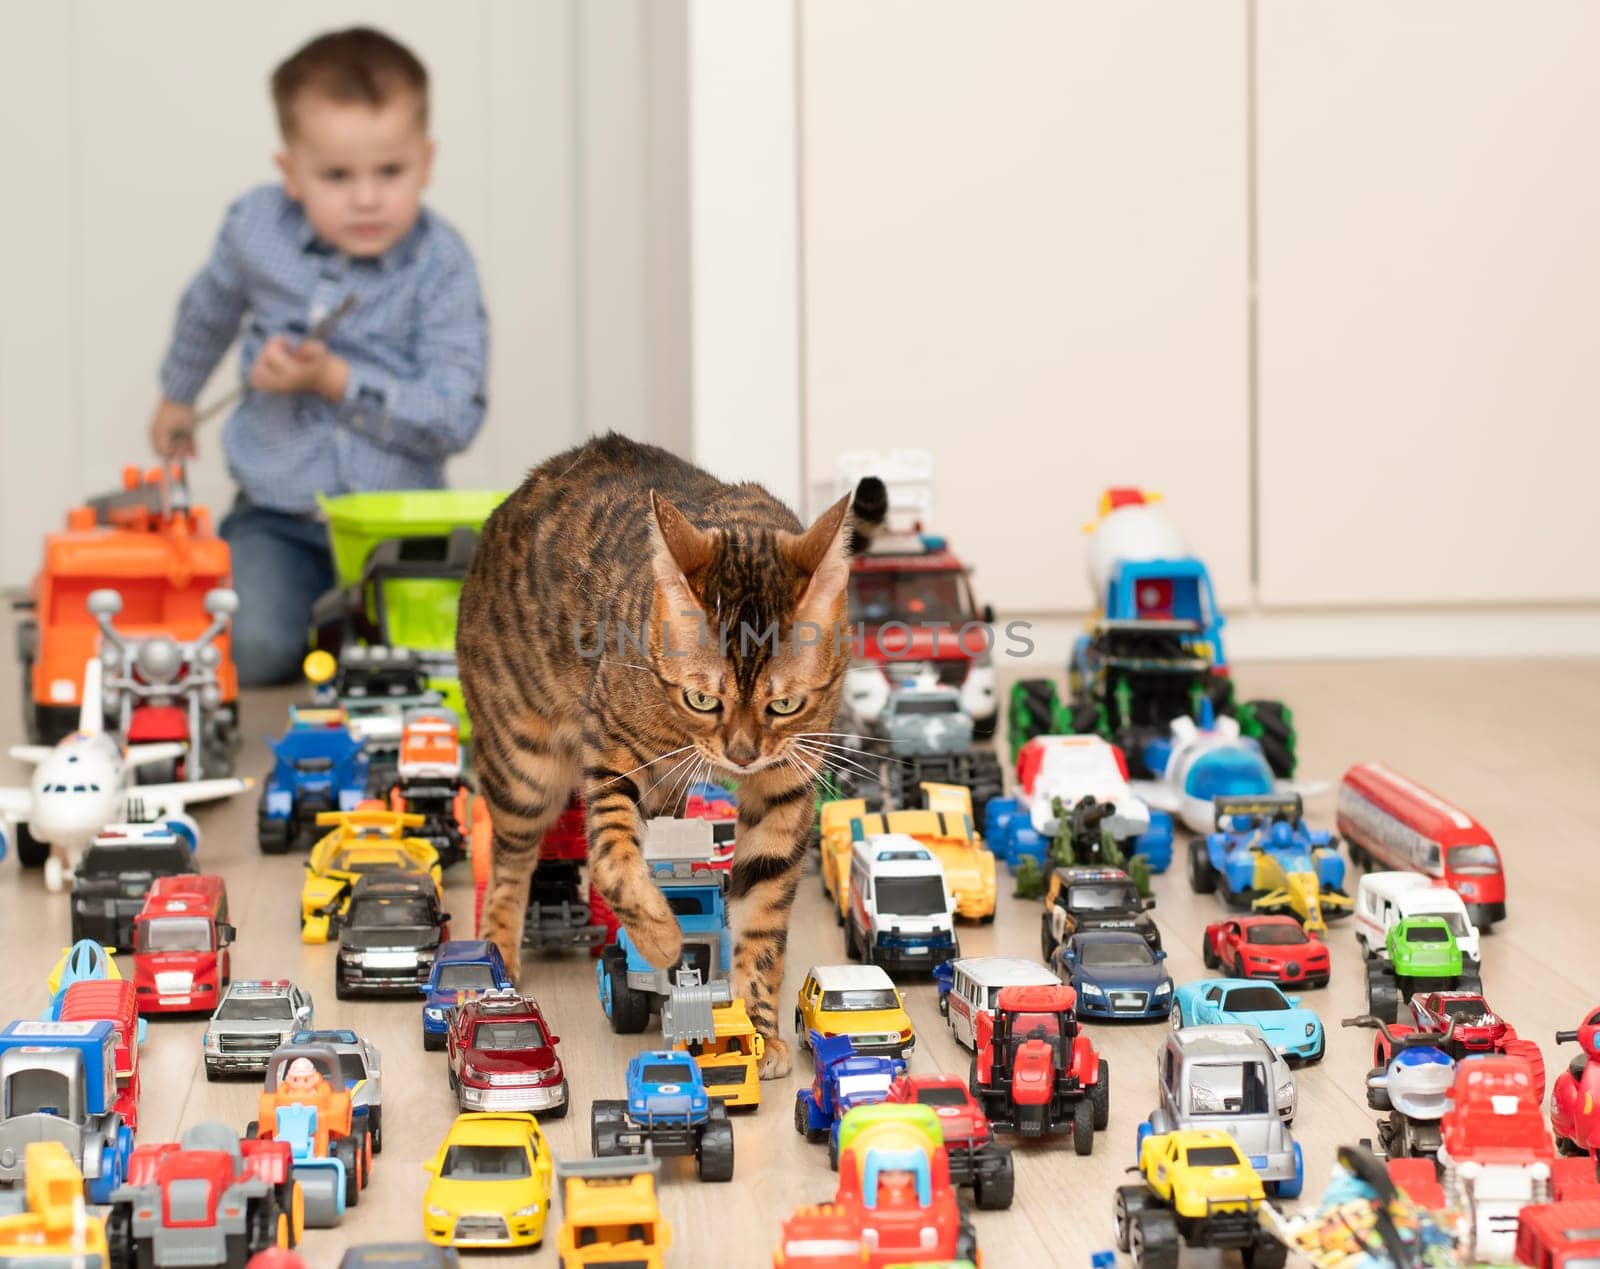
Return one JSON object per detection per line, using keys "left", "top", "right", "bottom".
{"left": 271, "top": 27, "right": 429, "bottom": 138}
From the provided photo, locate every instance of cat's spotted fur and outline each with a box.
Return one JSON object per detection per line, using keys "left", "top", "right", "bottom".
{"left": 457, "top": 433, "right": 881, "bottom": 1078}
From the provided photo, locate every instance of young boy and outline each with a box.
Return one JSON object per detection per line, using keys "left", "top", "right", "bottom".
{"left": 150, "top": 27, "right": 489, "bottom": 686}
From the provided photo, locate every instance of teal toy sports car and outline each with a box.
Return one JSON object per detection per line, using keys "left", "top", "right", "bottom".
{"left": 1170, "top": 976, "right": 1324, "bottom": 1063}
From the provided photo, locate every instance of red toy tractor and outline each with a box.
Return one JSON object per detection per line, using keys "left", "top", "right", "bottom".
{"left": 970, "top": 983, "right": 1107, "bottom": 1154}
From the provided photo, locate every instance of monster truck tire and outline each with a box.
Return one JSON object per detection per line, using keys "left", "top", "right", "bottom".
{"left": 591, "top": 1100, "right": 628, "bottom": 1157}
{"left": 1246, "top": 1236, "right": 1289, "bottom": 1269}
{"left": 1241, "top": 699, "right": 1296, "bottom": 778}
{"left": 1009, "top": 679, "right": 1060, "bottom": 749}
{"left": 1113, "top": 1184, "right": 1151, "bottom": 1251}
{"left": 697, "top": 1117, "right": 735, "bottom": 1182}
{"left": 1068, "top": 701, "right": 1103, "bottom": 736}
{"left": 973, "top": 1146, "right": 1015, "bottom": 1210}
{"left": 1130, "top": 1208, "right": 1180, "bottom": 1269}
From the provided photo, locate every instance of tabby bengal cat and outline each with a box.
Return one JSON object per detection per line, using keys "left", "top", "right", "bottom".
{"left": 457, "top": 433, "right": 883, "bottom": 1078}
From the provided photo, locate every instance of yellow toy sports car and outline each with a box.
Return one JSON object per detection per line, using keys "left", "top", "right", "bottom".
{"left": 301, "top": 805, "right": 442, "bottom": 943}
{"left": 422, "top": 1111, "right": 553, "bottom": 1249}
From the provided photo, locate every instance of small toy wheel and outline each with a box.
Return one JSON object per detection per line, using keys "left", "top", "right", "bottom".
{"left": 1090, "top": 1058, "right": 1110, "bottom": 1131}
{"left": 1245, "top": 1236, "right": 1289, "bottom": 1269}
{"left": 1113, "top": 1184, "right": 1151, "bottom": 1252}
{"left": 1072, "top": 1098, "right": 1094, "bottom": 1155}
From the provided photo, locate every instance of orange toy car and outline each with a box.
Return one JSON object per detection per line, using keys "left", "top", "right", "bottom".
{"left": 17, "top": 463, "right": 236, "bottom": 746}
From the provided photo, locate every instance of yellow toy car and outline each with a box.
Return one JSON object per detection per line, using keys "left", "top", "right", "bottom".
{"left": 795, "top": 963, "right": 914, "bottom": 1059}
{"left": 422, "top": 1111, "right": 553, "bottom": 1249}
{"left": 1114, "top": 1128, "right": 1285, "bottom": 1269}
{"left": 301, "top": 805, "right": 442, "bottom": 942}
{"left": 820, "top": 792, "right": 995, "bottom": 923}
{"left": 0, "top": 1141, "right": 108, "bottom": 1264}
{"left": 674, "top": 994, "right": 765, "bottom": 1109}
{"left": 556, "top": 1156, "right": 671, "bottom": 1268}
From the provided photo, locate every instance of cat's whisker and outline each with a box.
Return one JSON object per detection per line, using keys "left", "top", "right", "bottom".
{"left": 594, "top": 743, "right": 698, "bottom": 791}
{"left": 793, "top": 738, "right": 898, "bottom": 774}
{"left": 791, "top": 742, "right": 883, "bottom": 785}
{"left": 640, "top": 747, "right": 704, "bottom": 808}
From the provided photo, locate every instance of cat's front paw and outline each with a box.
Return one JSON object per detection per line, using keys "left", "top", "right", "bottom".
{"left": 626, "top": 903, "right": 684, "bottom": 971}
{"left": 757, "top": 1034, "right": 792, "bottom": 1080}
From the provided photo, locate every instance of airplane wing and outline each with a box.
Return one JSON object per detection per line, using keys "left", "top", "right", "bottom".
{"left": 127, "top": 743, "right": 187, "bottom": 769}
{"left": 0, "top": 786, "right": 34, "bottom": 819}
{"left": 134, "top": 776, "right": 255, "bottom": 810}
{"left": 5, "top": 746, "right": 55, "bottom": 766}
{"left": 1128, "top": 779, "right": 1181, "bottom": 813}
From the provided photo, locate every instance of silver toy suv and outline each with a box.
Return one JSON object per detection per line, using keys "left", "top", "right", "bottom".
{"left": 203, "top": 980, "right": 313, "bottom": 1079}
{"left": 1144, "top": 1025, "right": 1304, "bottom": 1197}
{"left": 291, "top": 1027, "right": 385, "bottom": 1152}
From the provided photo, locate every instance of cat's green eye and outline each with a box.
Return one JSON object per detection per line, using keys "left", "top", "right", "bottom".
{"left": 768, "top": 696, "right": 803, "bottom": 716}
{"left": 684, "top": 689, "right": 721, "bottom": 713}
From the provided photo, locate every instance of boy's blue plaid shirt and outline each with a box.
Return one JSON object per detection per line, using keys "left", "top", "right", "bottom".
{"left": 160, "top": 184, "right": 489, "bottom": 513}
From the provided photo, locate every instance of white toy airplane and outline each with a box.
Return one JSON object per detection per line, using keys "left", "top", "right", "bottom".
{"left": 1130, "top": 711, "right": 1325, "bottom": 835}
{"left": 0, "top": 658, "right": 252, "bottom": 891}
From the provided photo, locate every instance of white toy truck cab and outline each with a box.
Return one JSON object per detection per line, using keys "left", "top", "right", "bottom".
{"left": 845, "top": 833, "right": 960, "bottom": 974}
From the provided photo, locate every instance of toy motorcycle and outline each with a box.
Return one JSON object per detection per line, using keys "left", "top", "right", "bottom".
{"left": 1550, "top": 1005, "right": 1600, "bottom": 1157}
{"left": 1343, "top": 1014, "right": 1457, "bottom": 1161}
{"left": 89, "top": 586, "right": 239, "bottom": 782}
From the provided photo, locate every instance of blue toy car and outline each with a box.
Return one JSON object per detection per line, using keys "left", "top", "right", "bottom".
{"left": 589, "top": 1049, "right": 735, "bottom": 1181}
{"left": 1050, "top": 930, "right": 1173, "bottom": 1021}
{"left": 257, "top": 706, "right": 370, "bottom": 854}
{"left": 1170, "top": 977, "right": 1325, "bottom": 1064}
{"left": 1189, "top": 793, "right": 1349, "bottom": 933}
{"left": 794, "top": 1031, "right": 907, "bottom": 1170}
{"left": 422, "top": 940, "right": 512, "bottom": 1049}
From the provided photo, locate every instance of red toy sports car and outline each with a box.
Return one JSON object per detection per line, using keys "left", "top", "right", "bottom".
{"left": 1202, "top": 915, "right": 1330, "bottom": 988}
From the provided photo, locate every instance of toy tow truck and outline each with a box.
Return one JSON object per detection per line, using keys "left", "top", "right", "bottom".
{"left": 555, "top": 1153, "right": 671, "bottom": 1268}
{"left": 1114, "top": 1128, "right": 1287, "bottom": 1269}
{"left": 971, "top": 984, "right": 1107, "bottom": 1154}
{"left": 590, "top": 1050, "right": 735, "bottom": 1182}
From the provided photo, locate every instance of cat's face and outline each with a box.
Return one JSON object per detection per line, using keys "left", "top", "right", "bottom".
{"left": 647, "top": 493, "right": 854, "bottom": 781}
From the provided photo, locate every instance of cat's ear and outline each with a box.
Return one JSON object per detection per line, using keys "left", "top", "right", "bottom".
{"left": 649, "top": 491, "right": 715, "bottom": 612}
{"left": 781, "top": 493, "right": 853, "bottom": 621}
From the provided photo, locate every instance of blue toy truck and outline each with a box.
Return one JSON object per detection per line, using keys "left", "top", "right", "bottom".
{"left": 597, "top": 819, "right": 730, "bottom": 1034}
{"left": 258, "top": 707, "right": 370, "bottom": 854}
{"left": 794, "top": 1031, "right": 907, "bottom": 1171}
{"left": 422, "top": 940, "right": 512, "bottom": 1049}
{"left": 0, "top": 1019, "right": 133, "bottom": 1203}
{"left": 589, "top": 1049, "right": 735, "bottom": 1181}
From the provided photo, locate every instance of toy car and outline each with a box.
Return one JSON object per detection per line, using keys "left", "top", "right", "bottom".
{"left": 935, "top": 956, "right": 1061, "bottom": 1049}
{"left": 1382, "top": 991, "right": 1545, "bottom": 1090}
{"left": 300, "top": 805, "right": 441, "bottom": 942}
{"left": 597, "top": 818, "right": 729, "bottom": 1032}
{"left": 970, "top": 984, "right": 1107, "bottom": 1152}
{"left": 249, "top": 1044, "right": 369, "bottom": 1224}
{"left": 1188, "top": 794, "right": 1351, "bottom": 934}
{"left": 386, "top": 706, "right": 471, "bottom": 869}
{"left": 423, "top": 940, "right": 512, "bottom": 1049}
{"left": 590, "top": 1050, "right": 735, "bottom": 1182}
{"left": 554, "top": 1155, "right": 670, "bottom": 1268}
{"left": 885, "top": 1072, "right": 1014, "bottom": 1210}
{"left": 204, "top": 981, "right": 314, "bottom": 1080}
{"left": 421, "top": 1112, "right": 552, "bottom": 1249}
{"left": 1365, "top": 916, "right": 1480, "bottom": 1022}
{"left": 1171, "top": 978, "right": 1325, "bottom": 1064}
{"left": 334, "top": 872, "right": 450, "bottom": 998}
{"left": 289, "top": 1029, "right": 384, "bottom": 1153}
{"left": 0, "top": 1141, "right": 108, "bottom": 1264}
{"left": 0, "top": 1019, "right": 133, "bottom": 1203}
{"left": 258, "top": 707, "right": 370, "bottom": 854}
{"left": 59, "top": 979, "right": 143, "bottom": 1130}
{"left": 445, "top": 988, "right": 568, "bottom": 1118}
{"left": 1114, "top": 1128, "right": 1286, "bottom": 1269}
{"left": 106, "top": 1120, "right": 302, "bottom": 1264}
{"left": 17, "top": 463, "right": 236, "bottom": 748}
{"left": 794, "top": 964, "right": 914, "bottom": 1059}
{"left": 87, "top": 584, "right": 239, "bottom": 782}
{"left": 1140, "top": 1025, "right": 1303, "bottom": 1197}
{"left": 70, "top": 823, "right": 196, "bottom": 949}
{"left": 1041, "top": 865, "right": 1160, "bottom": 962}
{"left": 985, "top": 734, "right": 1174, "bottom": 872}
{"left": 1052, "top": 930, "right": 1174, "bottom": 1021}
{"left": 795, "top": 1033, "right": 907, "bottom": 1169}
{"left": 1202, "top": 915, "right": 1330, "bottom": 989}
{"left": 844, "top": 833, "right": 960, "bottom": 972}
{"left": 130, "top": 874, "right": 234, "bottom": 1015}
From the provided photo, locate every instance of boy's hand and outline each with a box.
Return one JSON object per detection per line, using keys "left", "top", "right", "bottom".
{"left": 150, "top": 398, "right": 198, "bottom": 460}
{"left": 249, "top": 335, "right": 349, "bottom": 403}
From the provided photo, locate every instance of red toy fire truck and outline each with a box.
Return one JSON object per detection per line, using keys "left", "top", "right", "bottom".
{"left": 131, "top": 874, "right": 235, "bottom": 1015}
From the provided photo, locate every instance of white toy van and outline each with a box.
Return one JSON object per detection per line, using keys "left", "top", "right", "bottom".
{"left": 846, "top": 833, "right": 959, "bottom": 973}
{"left": 939, "top": 956, "right": 1060, "bottom": 1051}
{"left": 1354, "top": 870, "right": 1481, "bottom": 964}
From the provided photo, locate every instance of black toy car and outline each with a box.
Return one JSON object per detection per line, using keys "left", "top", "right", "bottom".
{"left": 1040, "top": 865, "right": 1160, "bottom": 962}
{"left": 70, "top": 825, "right": 196, "bottom": 947}
{"left": 334, "top": 872, "right": 450, "bottom": 999}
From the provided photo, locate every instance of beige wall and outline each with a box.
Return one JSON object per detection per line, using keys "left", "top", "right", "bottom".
{"left": 799, "top": 0, "right": 1600, "bottom": 622}
{"left": 0, "top": 0, "right": 690, "bottom": 588}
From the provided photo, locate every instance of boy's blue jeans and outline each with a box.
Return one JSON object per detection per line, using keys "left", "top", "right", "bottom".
{"left": 219, "top": 496, "right": 335, "bottom": 687}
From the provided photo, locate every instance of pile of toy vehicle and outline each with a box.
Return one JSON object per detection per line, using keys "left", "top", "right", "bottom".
{"left": 9, "top": 456, "right": 1599, "bottom": 1269}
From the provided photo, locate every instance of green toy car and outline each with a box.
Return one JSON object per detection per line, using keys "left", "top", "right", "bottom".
{"left": 1365, "top": 916, "right": 1480, "bottom": 1022}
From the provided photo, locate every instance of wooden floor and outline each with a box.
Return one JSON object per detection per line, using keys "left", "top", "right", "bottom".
{"left": 2, "top": 653, "right": 1598, "bottom": 1266}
